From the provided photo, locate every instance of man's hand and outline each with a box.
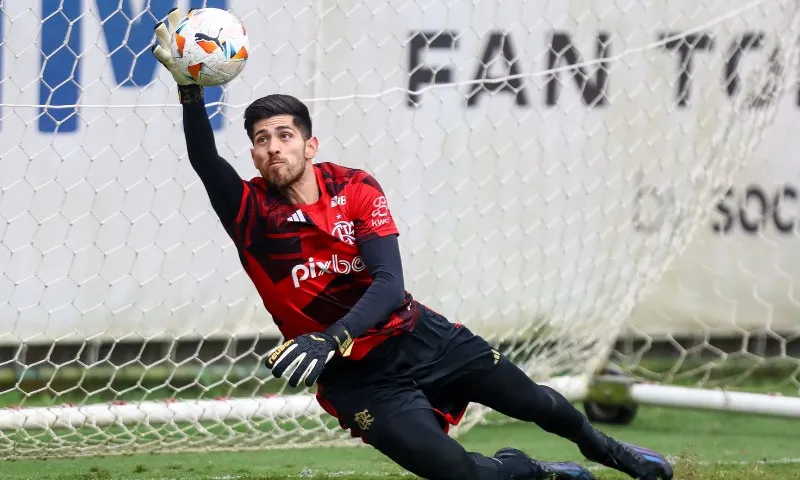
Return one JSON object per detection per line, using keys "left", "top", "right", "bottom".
{"left": 151, "top": 8, "right": 193, "bottom": 86}
{"left": 266, "top": 333, "right": 336, "bottom": 388}
{"left": 266, "top": 325, "right": 355, "bottom": 388}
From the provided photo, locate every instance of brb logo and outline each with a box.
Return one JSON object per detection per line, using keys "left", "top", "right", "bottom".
{"left": 290, "top": 255, "right": 365, "bottom": 288}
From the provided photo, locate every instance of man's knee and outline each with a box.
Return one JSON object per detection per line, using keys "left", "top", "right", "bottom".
{"left": 391, "top": 442, "right": 485, "bottom": 480}
{"left": 429, "top": 440, "right": 483, "bottom": 479}
{"left": 406, "top": 443, "right": 481, "bottom": 480}
{"left": 364, "top": 409, "right": 494, "bottom": 480}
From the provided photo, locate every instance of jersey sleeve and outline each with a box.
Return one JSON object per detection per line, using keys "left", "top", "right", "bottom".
{"left": 182, "top": 101, "right": 245, "bottom": 226}
{"left": 225, "top": 180, "right": 264, "bottom": 249}
{"left": 348, "top": 171, "right": 399, "bottom": 244}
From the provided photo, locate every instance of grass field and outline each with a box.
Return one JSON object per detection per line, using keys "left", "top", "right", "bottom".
{"left": 0, "top": 403, "right": 797, "bottom": 479}
{"left": 1, "top": 360, "right": 797, "bottom": 479}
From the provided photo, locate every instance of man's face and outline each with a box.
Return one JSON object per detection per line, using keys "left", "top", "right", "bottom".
{"left": 250, "top": 115, "right": 317, "bottom": 188}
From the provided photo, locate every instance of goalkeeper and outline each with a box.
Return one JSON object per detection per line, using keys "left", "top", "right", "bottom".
{"left": 153, "top": 8, "right": 673, "bottom": 480}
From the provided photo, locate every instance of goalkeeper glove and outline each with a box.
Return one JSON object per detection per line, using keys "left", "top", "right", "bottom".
{"left": 266, "top": 324, "right": 354, "bottom": 388}
{"left": 151, "top": 8, "right": 194, "bottom": 86}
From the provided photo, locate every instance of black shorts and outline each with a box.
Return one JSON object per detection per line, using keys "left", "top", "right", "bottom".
{"left": 315, "top": 306, "right": 501, "bottom": 440}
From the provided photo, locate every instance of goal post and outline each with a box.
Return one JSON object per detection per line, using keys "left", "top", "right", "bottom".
{"left": 0, "top": 0, "right": 799, "bottom": 458}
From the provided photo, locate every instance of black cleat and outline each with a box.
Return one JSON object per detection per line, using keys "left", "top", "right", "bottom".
{"left": 494, "top": 448, "right": 597, "bottom": 480}
{"left": 581, "top": 434, "right": 673, "bottom": 480}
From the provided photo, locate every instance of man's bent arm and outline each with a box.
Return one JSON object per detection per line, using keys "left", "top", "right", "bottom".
{"left": 325, "top": 234, "right": 406, "bottom": 341}
{"left": 180, "top": 85, "right": 244, "bottom": 225}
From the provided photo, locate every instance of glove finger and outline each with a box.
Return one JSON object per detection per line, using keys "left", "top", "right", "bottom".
{"left": 290, "top": 358, "right": 318, "bottom": 388}
{"left": 272, "top": 347, "right": 303, "bottom": 378}
{"left": 152, "top": 44, "right": 173, "bottom": 66}
{"left": 300, "top": 351, "right": 334, "bottom": 388}
{"left": 302, "top": 357, "right": 329, "bottom": 388}
{"left": 281, "top": 355, "right": 306, "bottom": 386}
{"left": 166, "top": 7, "right": 184, "bottom": 33}
{"left": 268, "top": 343, "right": 298, "bottom": 373}
{"left": 265, "top": 340, "right": 296, "bottom": 369}
{"left": 154, "top": 22, "right": 171, "bottom": 50}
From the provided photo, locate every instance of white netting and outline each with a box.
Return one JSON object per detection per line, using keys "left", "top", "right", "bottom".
{"left": 0, "top": 0, "right": 798, "bottom": 458}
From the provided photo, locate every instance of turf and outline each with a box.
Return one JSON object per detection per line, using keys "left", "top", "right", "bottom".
{"left": 0, "top": 404, "right": 797, "bottom": 479}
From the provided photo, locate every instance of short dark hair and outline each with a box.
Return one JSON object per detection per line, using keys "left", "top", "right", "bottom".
{"left": 243, "top": 94, "right": 312, "bottom": 142}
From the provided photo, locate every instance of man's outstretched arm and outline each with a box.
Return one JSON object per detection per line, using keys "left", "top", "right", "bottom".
{"left": 152, "top": 8, "right": 243, "bottom": 226}
{"left": 179, "top": 85, "right": 244, "bottom": 225}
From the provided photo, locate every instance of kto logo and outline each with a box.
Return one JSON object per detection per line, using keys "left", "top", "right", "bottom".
{"left": 290, "top": 255, "right": 365, "bottom": 288}
{"left": 331, "top": 196, "right": 346, "bottom": 207}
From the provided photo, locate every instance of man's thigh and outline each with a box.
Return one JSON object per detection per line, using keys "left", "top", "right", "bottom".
{"left": 317, "top": 399, "right": 500, "bottom": 480}
{"left": 316, "top": 372, "right": 434, "bottom": 439}
{"left": 316, "top": 305, "right": 504, "bottom": 436}
{"left": 409, "top": 307, "right": 503, "bottom": 398}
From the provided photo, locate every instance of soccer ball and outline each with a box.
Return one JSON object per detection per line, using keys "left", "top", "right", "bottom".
{"left": 171, "top": 8, "right": 249, "bottom": 87}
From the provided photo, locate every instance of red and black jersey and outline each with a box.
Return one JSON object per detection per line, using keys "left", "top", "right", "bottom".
{"left": 224, "top": 162, "right": 419, "bottom": 359}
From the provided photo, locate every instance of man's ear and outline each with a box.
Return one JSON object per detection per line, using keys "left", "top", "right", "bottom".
{"left": 305, "top": 136, "right": 319, "bottom": 160}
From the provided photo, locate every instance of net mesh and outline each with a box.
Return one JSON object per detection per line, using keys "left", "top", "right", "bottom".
{"left": 0, "top": 0, "right": 798, "bottom": 458}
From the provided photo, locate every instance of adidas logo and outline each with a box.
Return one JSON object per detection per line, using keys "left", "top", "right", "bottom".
{"left": 286, "top": 210, "right": 307, "bottom": 223}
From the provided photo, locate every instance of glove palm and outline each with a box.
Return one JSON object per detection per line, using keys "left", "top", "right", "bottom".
{"left": 151, "top": 8, "right": 194, "bottom": 86}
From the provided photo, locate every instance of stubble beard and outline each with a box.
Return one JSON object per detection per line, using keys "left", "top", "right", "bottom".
{"left": 263, "top": 158, "right": 305, "bottom": 189}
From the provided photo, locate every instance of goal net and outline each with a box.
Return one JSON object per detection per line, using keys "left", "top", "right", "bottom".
{"left": 0, "top": 0, "right": 798, "bottom": 458}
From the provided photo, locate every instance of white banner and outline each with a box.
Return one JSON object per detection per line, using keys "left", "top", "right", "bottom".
{"left": 0, "top": 0, "right": 798, "bottom": 345}
{"left": 627, "top": 116, "right": 800, "bottom": 337}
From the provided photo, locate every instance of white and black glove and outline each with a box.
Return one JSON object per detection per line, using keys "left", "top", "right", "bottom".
{"left": 151, "top": 7, "right": 194, "bottom": 86}
{"left": 266, "top": 325, "right": 354, "bottom": 388}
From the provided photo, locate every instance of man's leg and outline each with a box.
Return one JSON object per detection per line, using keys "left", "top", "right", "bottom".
{"left": 411, "top": 304, "right": 672, "bottom": 480}
{"left": 452, "top": 357, "right": 673, "bottom": 480}
{"left": 360, "top": 407, "right": 498, "bottom": 480}
{"left": 359, "top": 406, "right": 593, "bottom": 480}
{"left": 318, "top": 356, "right": 502, "bottom": 480}
{"left": 358, "top": 307, "right": 595, "bottom": 480}
{"left": 317, "top": 369, "right": 593, "bottom": 480}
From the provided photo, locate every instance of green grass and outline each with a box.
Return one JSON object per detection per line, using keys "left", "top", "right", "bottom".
{"left": 0, "top": 404, "right": 798, "bottom": 479}
{"left": 0, "top": 359, "right": 797, "bottom": 478}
